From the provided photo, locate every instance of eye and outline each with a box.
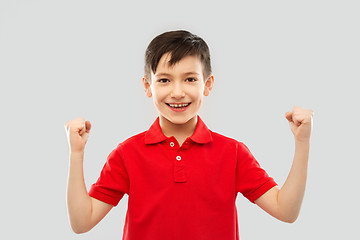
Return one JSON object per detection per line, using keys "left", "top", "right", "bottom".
{"left": 186, "top": 78, "right": 197, "bottom": 82}
{"left": 158, "top": 78, "right": 169, "bottom": 83}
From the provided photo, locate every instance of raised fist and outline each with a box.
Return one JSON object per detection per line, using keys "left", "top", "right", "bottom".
{"left": 64, "top": 118, "right": 92, "bottom": 154}
{"left": 285, "top": 106, "right": 314, "bottom": 142}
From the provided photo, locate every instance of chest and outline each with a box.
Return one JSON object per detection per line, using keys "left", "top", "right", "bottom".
{"left": 122, "top": 138, "right": 238, "bottom": 201}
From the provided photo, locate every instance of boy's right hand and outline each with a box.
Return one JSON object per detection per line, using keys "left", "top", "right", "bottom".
{"left": 64, "top": 118, "right": 92, "bottom": 154}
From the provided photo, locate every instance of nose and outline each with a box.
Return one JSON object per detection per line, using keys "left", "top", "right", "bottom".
{"left": 170, "top": 83, "right": 185, "bottom": 99}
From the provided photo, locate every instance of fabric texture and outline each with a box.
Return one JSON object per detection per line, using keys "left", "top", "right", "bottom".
{"left": 89, "top": 115, "right": 277, "bottom": 240}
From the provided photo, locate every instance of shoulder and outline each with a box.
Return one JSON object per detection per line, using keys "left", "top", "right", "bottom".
{"left": 209, "top": 130, "right": 242, "bottom": 146}
{"left": 209, "top": 130, "right": 251, "bottom": 151}
{"left": 209, "top": 130, "right": 238, "bottom": 143}
{"left": 115, "top": 130, "right": 147, "bottom": 150}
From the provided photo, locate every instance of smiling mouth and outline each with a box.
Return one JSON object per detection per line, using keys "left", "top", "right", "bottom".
{"left": 166, "top": 102, "right": 191, "bottom": 108}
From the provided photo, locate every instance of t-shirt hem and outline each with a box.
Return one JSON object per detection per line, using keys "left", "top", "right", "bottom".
{"left": 88, "top": 187, "right": 123, "bottom": 206}
{"left": 247, "top": 179, "right": 278, "bottom": 203}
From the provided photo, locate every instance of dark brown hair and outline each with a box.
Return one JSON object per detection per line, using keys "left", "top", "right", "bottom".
{"left": 144, "top": 30, "right": 212, "bottom": 81}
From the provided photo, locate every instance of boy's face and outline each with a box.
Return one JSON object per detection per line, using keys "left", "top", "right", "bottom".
{"left": 143, "top": 52, "right": 214, "bottom": 126}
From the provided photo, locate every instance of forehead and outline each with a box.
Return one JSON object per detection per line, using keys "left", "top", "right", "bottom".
{"left": 154, "top": 53, "right": 203, "bottom": 76}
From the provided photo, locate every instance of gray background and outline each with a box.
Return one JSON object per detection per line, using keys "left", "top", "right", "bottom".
{"left": 1, "top": 0, "right": 359, "bottom": 239}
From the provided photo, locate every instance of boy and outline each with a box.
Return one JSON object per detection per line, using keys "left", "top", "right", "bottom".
{"left": 65, "top": 30, "right": 314, "bottom": 239}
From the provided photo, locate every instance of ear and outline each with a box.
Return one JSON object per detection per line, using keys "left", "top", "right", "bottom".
{"left": 203, "top": 74, "right": 214, "bottom": 96}
{"left": 142, "top": 76, "right": 152, "bottom": 98}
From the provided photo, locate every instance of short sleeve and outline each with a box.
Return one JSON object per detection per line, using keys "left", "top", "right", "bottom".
{"left": 89, "top": 145, "right": 130, "bottom": 206}
{"left": 236, "top": 142, "right": 277, "bottom": 203}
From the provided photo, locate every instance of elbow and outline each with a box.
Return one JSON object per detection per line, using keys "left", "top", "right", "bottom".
{"left": 68, "top": 211, "right": 94, "bottom": 234}
{"left": 275, "top": 208, "right": 299, "bottom": 223}
{"left": 72, "top": 228, "right": 87, "bottom": 235}
{"left": 280, "top": 214, "right": 299, "bottom": 224}
{"left": 70, "top": 222, "right": 92, "bottom": 234}
{"left": 71, "top": 226, "right": 90, "bottom": 235}
{"left": 72, "top": 229, "right": 84, "bottom": 234}
{"left": 283, "top": 217, "right": 297, "bottom": 224}
{"left": 276, "top": 204, "right": 300, "bottom": 224}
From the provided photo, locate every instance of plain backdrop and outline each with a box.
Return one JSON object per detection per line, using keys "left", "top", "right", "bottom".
{"left": 1, "top": 0, "right": 359, "bottom": 239}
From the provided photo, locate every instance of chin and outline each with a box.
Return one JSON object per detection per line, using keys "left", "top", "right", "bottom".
{"left": 168, "top": 117, "right": 189, "bottom": 125}
{"left": 163, "top": 114, "right": 194, "bottom": 125}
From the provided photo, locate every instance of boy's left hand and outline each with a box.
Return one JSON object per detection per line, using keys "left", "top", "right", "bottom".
{"left": 285, "top": 106, "right": 314, "bottom": 142}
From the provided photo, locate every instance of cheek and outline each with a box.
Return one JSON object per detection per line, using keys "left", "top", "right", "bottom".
{"left": 190, "top": 91, "right": 204, "bottom": 106}
{"left": 190, "top": 87, "right": 204, "bottom": 100}
{"left": 152, "top": 89, "right": 167, "bottom": 103}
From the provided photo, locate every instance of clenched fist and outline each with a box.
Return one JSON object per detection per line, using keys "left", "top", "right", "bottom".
{"left": 285, "top": 106, "right": 314, "bottom": 142}
{"left": 64, "top": 118, "right": 92, "bottom": 154}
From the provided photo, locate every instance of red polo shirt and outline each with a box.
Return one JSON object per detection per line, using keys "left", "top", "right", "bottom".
{"left": 89, "top": 115, "right": 277, "bottom": 240}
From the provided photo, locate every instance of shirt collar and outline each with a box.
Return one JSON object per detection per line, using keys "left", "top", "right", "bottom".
{"left": 144, "top": 115, "right": 213, "bottom": 145}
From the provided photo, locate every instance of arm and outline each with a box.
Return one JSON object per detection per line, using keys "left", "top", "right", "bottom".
{"left": 65, "top": 118, "right": 113, "bottom": 234}
{"left": 254, "top": 106, "right": 314, "bottom": 223}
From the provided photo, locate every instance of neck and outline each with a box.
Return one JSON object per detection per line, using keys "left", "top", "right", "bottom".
{"left": 159, "top": 115, "right": 198, "bottom": 140}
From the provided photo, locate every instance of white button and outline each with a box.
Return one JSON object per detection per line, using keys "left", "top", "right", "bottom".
{"left": 176, "top": 156, "right": 181, "bottom": 161}
{"left": 170, "top": 142, "right": 175, "bottom": 147}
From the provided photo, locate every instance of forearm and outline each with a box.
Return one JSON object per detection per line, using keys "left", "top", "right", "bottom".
{"left": 67, "top": 152, "right": 93, "bottom": 233}
{"left": 277, "top": 140, "right": 310, "bottom": 222}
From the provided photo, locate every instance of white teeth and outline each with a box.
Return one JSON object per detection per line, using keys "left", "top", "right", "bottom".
{"left": 169, "top": 103, "right": 189, "bottom": 108}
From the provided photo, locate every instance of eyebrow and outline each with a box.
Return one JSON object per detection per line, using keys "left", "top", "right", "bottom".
{"left": 155, "top": 72, "right": 200, "bottom": 77}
